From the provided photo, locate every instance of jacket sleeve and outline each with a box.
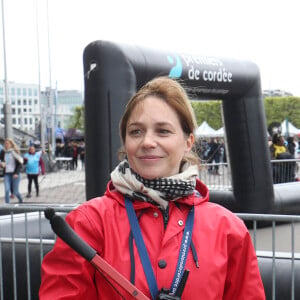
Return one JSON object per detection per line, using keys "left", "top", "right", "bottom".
{"left": 223, "top": 224, "right": 266, "bottom": 300}
{"left": 39, "top": 156, "right": 45, "bottom": 175}
{"left": 13, "top": 159, "right": 23, "bottom": 175}
{"left": 39, "top": 210, "right": 101, "bottom": 299}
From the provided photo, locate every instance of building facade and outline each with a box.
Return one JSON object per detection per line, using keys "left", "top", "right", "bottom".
{"left": 0, "top": 81, "right": 83, "bottom": 138}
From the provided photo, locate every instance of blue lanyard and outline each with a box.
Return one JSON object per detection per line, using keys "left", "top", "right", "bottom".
{"left": 125, "top": 198, "right": 194, "bottom": 299}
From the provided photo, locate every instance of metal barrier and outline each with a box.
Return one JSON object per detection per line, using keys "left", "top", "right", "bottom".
{"left": 0, "top": 205, "right": 76, "bottom": 300}
{"left": 200, "top": 159, "right": 300, "bottom": 190}
{"left": 198, "top": 162, "right": 232, "bottom": 190}
{"left": 0, "top": 205, "right": 299, "bottom": 299}
{"left": 271, "top": 159, "right": 300, "bottom": 184}
{"left": 237, "top": 213, "right": 300, "bottom": 300}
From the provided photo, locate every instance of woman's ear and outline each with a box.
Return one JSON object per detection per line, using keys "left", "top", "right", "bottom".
{"left": 185, "top": 133, "right": 194, "bottom": 152}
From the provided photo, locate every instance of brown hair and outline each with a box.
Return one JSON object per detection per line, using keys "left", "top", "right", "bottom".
{"left": 119, "top": 76, "right": 199, "bottom": 166}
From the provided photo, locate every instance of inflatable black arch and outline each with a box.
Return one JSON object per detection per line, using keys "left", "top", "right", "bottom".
{"left": 83, "top": 40, "right": 299, "bottom": 214}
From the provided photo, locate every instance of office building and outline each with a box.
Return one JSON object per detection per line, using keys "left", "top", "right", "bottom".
{"left": 0, "top": 81, "right": 83, "bottom": 137}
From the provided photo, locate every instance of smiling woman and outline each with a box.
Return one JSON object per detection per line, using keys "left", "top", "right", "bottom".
{"left": 39, "top": 76, "right": 265, "bottom": 299}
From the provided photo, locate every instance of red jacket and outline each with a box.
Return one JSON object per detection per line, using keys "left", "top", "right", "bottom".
{"left": 39, "top": 179, "right": 265, "bottom": 299}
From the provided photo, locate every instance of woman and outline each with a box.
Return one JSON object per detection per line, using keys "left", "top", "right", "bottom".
{"left": 287, "top": 136, "right": 296, "bottom": 158}
{"left": 23, "top": 145, "right": 45, "bottom": 197}
{"left": 40, "top": 77, "right": 265, "bottom": 299}
{"left": 0, "top": 138, "right": 23, "bottom": 204}
{"left": 269, "top": 133, "right": 288, "bottom": 159}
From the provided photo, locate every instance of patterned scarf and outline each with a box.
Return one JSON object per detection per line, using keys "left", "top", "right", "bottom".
{"left": 111, "top": 160, "right": 198, "bottom": 209}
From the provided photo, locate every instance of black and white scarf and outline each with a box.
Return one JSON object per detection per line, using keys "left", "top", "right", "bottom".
{"left": 110, "top": 160, "right": 198, "bottom": 209}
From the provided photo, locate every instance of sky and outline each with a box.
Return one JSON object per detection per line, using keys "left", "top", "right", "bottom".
{"left": 1, "top": 0, "right": 300, "bottom": 96}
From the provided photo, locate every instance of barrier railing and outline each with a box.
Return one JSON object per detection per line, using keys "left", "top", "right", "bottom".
{"left": 271, "top": 159, "right": 300, "bottom": 184}
{"left": 198, "top": 162, "right": 232, "bottom": 190}
{"left": 0, "top": 205, "right": 299, "bottom": 299}
{"left": 199, "top": 159, "right": 300, "bottom": 189}
{"left": 237, "top": 213, "right": 300, "bottom": 300}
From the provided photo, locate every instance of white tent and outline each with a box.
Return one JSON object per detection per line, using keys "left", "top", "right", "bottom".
{"left": 215, "top": 127, "right": 224, "bottom": 137}
{"left": 195, "top": 121, "right": 217, "bottom": 138}
{"left": 280, "top": 120, "right": 300, "bottom": 136}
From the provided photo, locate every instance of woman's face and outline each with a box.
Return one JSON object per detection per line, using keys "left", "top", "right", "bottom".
{"left": 124, "top": 96, "right": 193, "bottom": 179}
{"left": 4, "top": 140, "right": 12, "bottom": 150}
{"left": 29, "top": 146, "right": 35, "bottom": 154}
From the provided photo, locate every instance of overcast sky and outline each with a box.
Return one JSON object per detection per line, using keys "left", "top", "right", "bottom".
{"left": 1, "top": 0, "right": 300, "bottom": 96}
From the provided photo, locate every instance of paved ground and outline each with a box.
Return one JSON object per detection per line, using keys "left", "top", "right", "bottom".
{"left": 0, "top": 167, "right": 86, "bottom": 205}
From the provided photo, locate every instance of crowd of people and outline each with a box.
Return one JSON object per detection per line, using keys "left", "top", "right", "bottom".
{"left": 195, "top": 138, "right": 226, "bottom": 175}
{"left": 195, "top": 131, "right": 299, "bottom": 183}
{"left": 0, "top": 138, "right": 85, "bottom": 204}
{"left": 268, "top": 133, "right": 300, "bottom": 183}
{"left": 55, "top": 140, "right": 85, "bottom": 170}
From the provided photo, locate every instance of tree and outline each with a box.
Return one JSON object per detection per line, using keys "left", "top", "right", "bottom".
{"left": 191, "top": 100, "right": 223, "bottom": 129}
{"left": 191, "top": 96, "right": 300, "bottom": 130}
{"left": 264, "top": 97, "right": 300, "bottom": 128}
{"left": 67, "top": 105, "right": 84, "bottom": 131}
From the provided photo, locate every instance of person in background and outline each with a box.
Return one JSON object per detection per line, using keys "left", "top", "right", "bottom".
{"left": 207, "top": 137, "right": 221, "bottom": 175}
{"left": 270, "top": 134, "right": 296, "bottom": 183}
{"left": 72, "top": 141, "right": 78, "bottom": 170}
{"left": 0, "top": 138, "right": 23, "bottom": 204}
{"left": 63, "top": 141, "right": 74, "bottom": 170}
{"left": 23, "top": 145, "right": 45, "bottom": 198}
{"left": 287, "top": 136, "right": 296, "bottom": 158}
{"left": 269, "top": 133, "right": 288, "bottom": 159}
{"left": 77, "top": 141, "right": 85, "bottom": 169}
{"left": 39, "top": 77, "right": 265, "bottom": 299}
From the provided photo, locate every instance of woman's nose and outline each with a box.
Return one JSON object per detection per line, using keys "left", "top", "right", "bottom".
{"left": 141, "top": 132, "right": 157, "bottom": 147}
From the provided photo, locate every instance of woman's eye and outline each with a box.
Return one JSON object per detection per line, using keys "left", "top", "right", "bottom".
{"left": 129, "top": 129, "right": 142, "bottom": 136}
{"left": 158, "top": 129, "right": 170, "bottom": 135}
